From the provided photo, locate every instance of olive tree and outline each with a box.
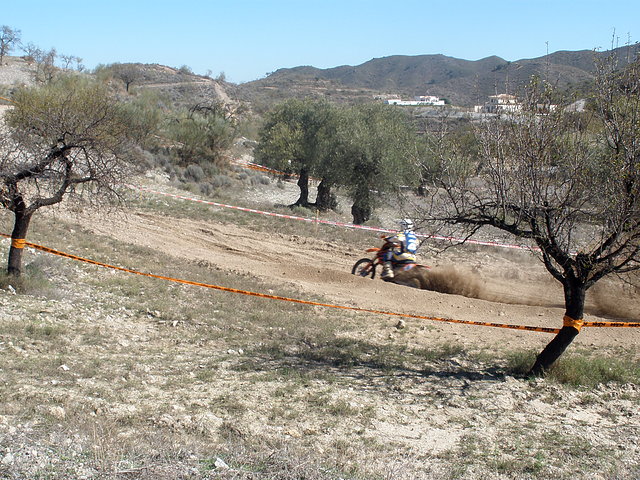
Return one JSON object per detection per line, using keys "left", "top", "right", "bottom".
{"left": 0, "top": 75, "right": 148, "bottom": 276}
{"left": 96, "top": 63, "right": 142, "bottom": 92}
{"left": 418, "top": 56, "right": 640, "bottom": 375}
{"left": 255, "top": 98, "right": 339, "bottom": 209}
{"left": 165, "top": 101, "right": 237, "bottom": 169}
{"left": 337, "top": 103, "right": 420, "bottom": 224}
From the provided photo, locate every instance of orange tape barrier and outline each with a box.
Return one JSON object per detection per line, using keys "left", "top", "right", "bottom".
{"left": 230, "top": 159, "right": 321, "bottom": 181}
{"left": 10, "top": 238, "right": 26, "bottom": 249}
{"left": 563, "top": 315, "right": 584, "bottom": 332}
{"left": 231, "top": 160, "right": 288, "bottom": 176}
{"left": 2, "top": 234, "right": 639, "bottom": 332}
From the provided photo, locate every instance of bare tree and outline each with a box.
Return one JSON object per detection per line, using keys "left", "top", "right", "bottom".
{"left": 60, "top": 54, "right": 74, "bottom": 70}
{"left": 0, "top": 75, "right": 147, "bottom": 276}
{"left": 59, "top": 54, "right": 76, "bottom": 70}
{"left": 418, "top": 54, "right": 640, "bottom": 375}
{"left": 0, "top": 26, "right": 21, "bottom": 65}
{"left": 57, "top": 54, "right": 84, "bottom": 72}
{"left": 33, "top": 47, "right": 57, "bottom": 83}
{"left": 21, "top": 42, "right": 40, "bottom": 64}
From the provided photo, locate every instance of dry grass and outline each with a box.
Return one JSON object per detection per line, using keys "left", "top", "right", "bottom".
{"left": 0, "top": 182, "right": 639, "bottom": 479}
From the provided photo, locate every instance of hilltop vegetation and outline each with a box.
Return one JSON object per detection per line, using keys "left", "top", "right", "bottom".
{"left": 3, "top": 42, "right": 639, "bottom": 112}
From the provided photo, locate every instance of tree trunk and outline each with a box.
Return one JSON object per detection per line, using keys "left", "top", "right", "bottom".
{"left": 528, "top": 279, "right": 586, "bottom": 376}
{"left": 351, "top": 202, "right": 371, "bottom": 225}
{"left": 351, "top": 185, "right": 373, "bottom": 225}
{"left": 315, "top": 178, "right": 337, "bottom": 212}
{"left": 416, "top": 180, "right": 429, "bottom": 197}
{"left": 8, "top": 210, "right": 33, "bottom": 276}
{"left": 293, "top": 168, "right": 310, "bottom": 207}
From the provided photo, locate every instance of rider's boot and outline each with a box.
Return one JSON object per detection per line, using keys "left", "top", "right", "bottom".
{"left": 381, "top": 262, "right": 394, "bottom": 281}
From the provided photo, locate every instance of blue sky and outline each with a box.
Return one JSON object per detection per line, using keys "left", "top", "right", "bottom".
{"left": 2, "top": 1, "right": 638, "bottom": 83}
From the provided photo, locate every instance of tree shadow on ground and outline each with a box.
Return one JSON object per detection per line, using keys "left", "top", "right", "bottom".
{"left": 239, "top": 337, "right": 519, "bottom": 396}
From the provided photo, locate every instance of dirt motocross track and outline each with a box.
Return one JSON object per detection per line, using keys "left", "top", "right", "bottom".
{"left": 4, "top": 176, "right": 640, "bottom": 479}
{"left": 80, "top": 184, "right": 640, "bottom": 357}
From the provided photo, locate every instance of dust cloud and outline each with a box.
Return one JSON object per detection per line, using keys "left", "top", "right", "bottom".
{"left": 424, "top": 266, "right": 484, "bottom": 298}
{"left": 590, "top": 282, "right": 640, "bottom": 321}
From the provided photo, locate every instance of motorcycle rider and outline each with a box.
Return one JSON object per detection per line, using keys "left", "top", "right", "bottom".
{"left": 381, "top": 218, "right": 419, "bottom": 281}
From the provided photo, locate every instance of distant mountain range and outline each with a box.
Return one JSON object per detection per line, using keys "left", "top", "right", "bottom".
{"left": 2, "top": 45, "right": 638, "bottom": 112}
{"left": 239, "top": 45, "right": 640, "bottom": 107}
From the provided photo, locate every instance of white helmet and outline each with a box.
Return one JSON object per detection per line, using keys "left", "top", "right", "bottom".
{"left": 400, "top": 218, "right": 414, "bottom": 231}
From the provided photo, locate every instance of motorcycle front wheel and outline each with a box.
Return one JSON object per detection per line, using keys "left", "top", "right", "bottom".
{"left": 351, "top": 258, "right": 376, "bottom": 279}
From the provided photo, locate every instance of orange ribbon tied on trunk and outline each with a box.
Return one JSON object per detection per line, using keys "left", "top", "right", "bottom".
{"left": 11, "top": 238, "right": 26, "bottom": 249}
{"left": 563, "top": 315, "right": 584, "bottom": 332}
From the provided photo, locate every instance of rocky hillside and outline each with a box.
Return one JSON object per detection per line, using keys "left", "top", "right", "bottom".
{"left": 100, "top": 63, "right": 241, "bottom": 109}
{"left": 2, "top": 43, "right": 639, "bottom": 111}
{"left": 239, "top": 44, "right": 640, "bottom": 107}
{"left": 0, "top": 57, "right": 241, "bottom": 111}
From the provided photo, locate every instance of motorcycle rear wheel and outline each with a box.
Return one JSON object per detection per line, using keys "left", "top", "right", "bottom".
{"left": 351, "top": 258, "right": 376, "bottom": 279}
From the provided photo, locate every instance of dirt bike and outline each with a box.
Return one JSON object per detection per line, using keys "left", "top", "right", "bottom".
{"left": 351, "top": 238, "right": 430, "bottom": 283}
{"left": 351, "top": 242, "right": 390, "bottom": 279}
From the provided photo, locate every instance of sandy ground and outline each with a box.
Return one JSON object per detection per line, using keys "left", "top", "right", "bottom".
{"left": 2, "top": 172, "right": 639, "bottom": 479}
{"left": 73, "top": 178, "right": 640, "bottom": 358}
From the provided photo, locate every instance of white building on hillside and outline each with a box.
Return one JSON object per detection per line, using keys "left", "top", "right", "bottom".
{"left": 475, "top": 94, "right": 521, "bottom": 113}
{"left": 386, "top": 95, "right": 445, "bottom": 106}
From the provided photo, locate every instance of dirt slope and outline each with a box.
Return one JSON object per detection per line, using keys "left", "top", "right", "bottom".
{"left": 3, "top": 175, "right": 639, "bottom": 478}
{"left": 74, "top": 187, "right": 640, "bottom": 357}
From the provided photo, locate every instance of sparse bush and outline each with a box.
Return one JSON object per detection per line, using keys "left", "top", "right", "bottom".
{"left": 505, "top": 350, "right": 537, "bottom": 377}
{"left": 165, "top": 164, "right": 178, "bottom": 180}
{"left": 25, "top": 322, "right": 65, "bottom": 339}
{"left": 163, "top": 105, "right": 237, "bottom": 168}
{"left": 184, "top": 163, "right": 205, "bottom": 182}
{"left": 151, "top": 151, "right": 171, "bottom": 168}
{"left": 137, "top": 148, "right": 156, "bottom": 170}
{"left": 290, "top": 204, "right": 315, "bottom": 217}
{"left": 199, "top": 182, "right": 213, "bottom": 196}
{"left": 250, "top": 175, "right": 270, "bottom": 186}
{"left": 211, "top": 174, "right": 232, "bottom": 189}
